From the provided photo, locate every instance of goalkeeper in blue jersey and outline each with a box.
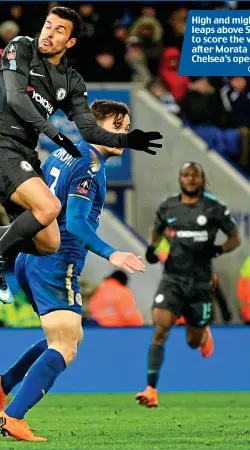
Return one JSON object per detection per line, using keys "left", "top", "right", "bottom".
{"left": 0, "top": 100, "right": 146, "bottom": 442}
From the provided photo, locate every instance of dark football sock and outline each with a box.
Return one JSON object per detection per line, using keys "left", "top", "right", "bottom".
{"left": 2, "top": 339, "right": 48, "bottom": 395}
{"left": 147, "top": 344, "right": 164, "bottom": 388}
{"left": 0, "top": 225, "right": 41, "bottom": 257}
{"left": 5, "top": 349, "right": 66, "bottom": 419}
{"left": 0, "top": 210, "right": 46, "bottom": 258}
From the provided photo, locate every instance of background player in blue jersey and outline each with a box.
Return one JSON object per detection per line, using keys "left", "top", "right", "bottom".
{"left": 0, "top": 100, "right": 146, "bottom": 441}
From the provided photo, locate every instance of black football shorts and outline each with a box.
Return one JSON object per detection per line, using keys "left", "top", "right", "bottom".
{"left": 0, "top": 134, "right": 44, "bottom": 204}
{"left": 153, "top": 273, "right": 213, "bottom": 327}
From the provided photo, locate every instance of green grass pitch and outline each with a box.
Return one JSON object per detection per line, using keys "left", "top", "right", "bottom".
{"left": 1, "top": 392, "right": 250, "bottom": 449}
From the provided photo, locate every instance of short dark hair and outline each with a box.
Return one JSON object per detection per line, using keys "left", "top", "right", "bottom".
{"left": 179, "top": 161, "right": 206, "bottom": 190}
{"left": 48, "top": 6, "right": 82, "bottom": 39}
{"left": 90, "top": 100, "right": 130, "bottom": 122}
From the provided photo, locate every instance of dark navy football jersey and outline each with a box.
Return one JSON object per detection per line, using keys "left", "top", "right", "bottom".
{"left": 0, "top": 36, "right": 89, "bottom": 146}
{"left": 154, "top": 192, "right": 237, "bottom": 280}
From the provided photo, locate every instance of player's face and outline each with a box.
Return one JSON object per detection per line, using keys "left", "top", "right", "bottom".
{"left": 100, "top": 114, "right": 130, "bottom": 156}
{"left": 38, "top": 14, "right": 76, "bottom": 58}
{"left": 179, "top": 165, "right": 204, "bottom": 197}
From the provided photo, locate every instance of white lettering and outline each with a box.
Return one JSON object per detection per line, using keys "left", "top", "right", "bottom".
{"left": 176, "top": 230, "right": 208, "bottom": 242}
{"left": 54, "top": 148, "right": 74, "bottom": 166}
{"left": 215, "top": 45, "right": 247, "bottom": 54}
{"left": 32, "top": 91, "right": 54, "bottom": 115}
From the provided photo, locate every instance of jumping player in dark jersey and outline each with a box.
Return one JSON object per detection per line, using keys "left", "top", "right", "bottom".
{"left": 0, "top": 6, "right": 162, "bottom": 303}
{"left": 0, "top": 99, "right": 147, "bottom": 441}
{"left": 136, "top": 162, "right": 241, "bottom": 407}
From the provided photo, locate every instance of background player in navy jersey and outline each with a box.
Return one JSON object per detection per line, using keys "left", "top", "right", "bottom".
{"left": 0, "top": 100, "right": 146, "bottom": 442}
{"left": 135, "top": 162, "right": 241, "bottom": 408}
{"left": 0, "top": 6, "right": 162, "bottom": 303}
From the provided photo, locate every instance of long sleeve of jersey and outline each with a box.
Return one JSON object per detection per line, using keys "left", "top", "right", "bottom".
{"left": 215, "top": 202, "right": 238, "bottom": 235}
{"left": 73, "top": 112, "right": 128, "bottom": 149}
{"left": 1, "top": 39, "right": 58, "bottom": 139}
{"left": 65, "top": 75, "right": 128, "bottom": 149}
{"left": 66, "top": 195, "right": 116, "bottom": 260}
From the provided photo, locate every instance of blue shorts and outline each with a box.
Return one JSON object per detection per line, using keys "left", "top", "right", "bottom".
{"left": 15, "top": 253, "right": 83, "bottom": 317}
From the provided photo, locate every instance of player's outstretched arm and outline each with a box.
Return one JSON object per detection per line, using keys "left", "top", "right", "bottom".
{"left": 66, "top": 196, "right": 145, "bottom": 273}
{"left": 66, "top": 75, "right": 163, "bottom": 155}
{"left": 74, "top": 113, "right": 163, "bottom": 155}
{"left": 109, "top": 251, "right": 145, "bottom": 274}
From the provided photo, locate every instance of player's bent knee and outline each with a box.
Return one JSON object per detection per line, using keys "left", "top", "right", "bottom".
{"left": 36, "top": 246, "right": 59, "bottom": 256}
{"left": 48, "top": 242, "right": 60, "bottom": 254}
{"left": 62, "top": 346, "right": 78, "bottom": 366}
{"left": 36, "top": 236, "right": 60, "bottom": 254}
{"left": 51, "top": 196, "right": 62, "bottom": 216}
{"left": 34, "top": 220, "right": 61, "bottom": 254}
{"left": 34, "top": 197, "right": 61, "bottom": 226}
{"left": 36, "top": 244, "right": 60, "bottom": 256}
{"left": 41, "top": 310, "right": 82, "bottom": 363}
{"left": 43, "top": 197, "right": 61, "bottom": 223}
{"left": 64, "top": 346, "right": 77, "bottom": 366}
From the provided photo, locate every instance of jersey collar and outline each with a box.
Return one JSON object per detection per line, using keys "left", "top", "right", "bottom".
{"left": 88, "top": 144, "right": 106, "bottom": 164}
{"left": 79, "top": 140, "right": 106, "bottom": 165}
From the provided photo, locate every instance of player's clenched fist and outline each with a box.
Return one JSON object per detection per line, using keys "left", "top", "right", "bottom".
{"left": 109, "top": 251, "right": 146, "bottom": 274}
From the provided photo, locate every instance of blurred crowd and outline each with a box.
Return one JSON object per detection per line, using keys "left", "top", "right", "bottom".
{"left": 0, "top": 1, "right": 193, "bottom": 83}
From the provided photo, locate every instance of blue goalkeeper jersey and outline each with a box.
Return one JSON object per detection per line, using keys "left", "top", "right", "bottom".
{"left": 42, "top": 140, "right": 107, "bottom": 275}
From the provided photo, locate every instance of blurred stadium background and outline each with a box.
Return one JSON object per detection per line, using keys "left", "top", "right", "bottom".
{"left": 1, "top": 0, "right": 250, "bottom": 399}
